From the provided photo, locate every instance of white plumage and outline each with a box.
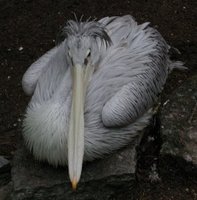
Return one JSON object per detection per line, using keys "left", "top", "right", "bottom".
{"left": 22, "top": 15, "right": 183, "bottom": 186}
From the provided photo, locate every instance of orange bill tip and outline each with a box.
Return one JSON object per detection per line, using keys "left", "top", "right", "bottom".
{"left": 71, "top": 179, "right": 78, "bottom": 191}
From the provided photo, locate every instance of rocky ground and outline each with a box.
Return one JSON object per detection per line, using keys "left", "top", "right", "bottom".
{"left": 0, "top": 0, "right": 196, "bottom": 199}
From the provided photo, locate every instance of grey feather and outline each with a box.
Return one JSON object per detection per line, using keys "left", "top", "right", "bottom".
{"left": 22, "top": 15, "right": 184, "bottom": 166}
{"left": 56, "top": 20, "right": 112, "bottom": 46}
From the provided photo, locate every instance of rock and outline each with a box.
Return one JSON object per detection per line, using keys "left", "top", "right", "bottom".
{"left": 0, "top": 156, "right": 9, "bottom": 172}
{"left": 0, "top": 182, "right": 12, "bottom": 200}
{"left": 11, "top": 137, "right": 142, "bottom": 200}
{"left": 0, "top": 156, "right": 11, "bottom": 199}
{"left": 161, "top": 74, "right": 197, "bottom": 165}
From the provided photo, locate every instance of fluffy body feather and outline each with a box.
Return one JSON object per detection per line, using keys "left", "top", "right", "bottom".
{"left": 22, "top": 15, "right": 183, "bottom": 166}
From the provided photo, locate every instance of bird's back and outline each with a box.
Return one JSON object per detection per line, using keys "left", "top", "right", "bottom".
{"left": 85, "top": 16, "right": 169, "bottom": 122}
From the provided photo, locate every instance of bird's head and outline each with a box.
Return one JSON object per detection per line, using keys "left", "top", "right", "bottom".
{"left": 57, "top": 20, "right": 112, "bottom": 189}
{"left": 67, "top": 36, "right": 93, "bottom": 67}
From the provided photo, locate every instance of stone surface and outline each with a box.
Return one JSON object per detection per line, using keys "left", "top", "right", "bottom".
{"left": 0, "top": 156, "right": 11, "bottom": 189}
{"left": 0, "top": 182, "right": 12, "bottom": 200}
{"left": 161, "top": 74, "right": 197, "bottom": 165}
{"left": 0, "top": 156, "right": 9, "bottom": 171}
{"left": 11, "top": 137, "right": 141, "bottom": 200}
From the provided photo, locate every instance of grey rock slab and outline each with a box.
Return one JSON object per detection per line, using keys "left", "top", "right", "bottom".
{"left": 0, "top": 182, "right": 12, "bottom": 200}
{"left": 11, "top": 138, "right": 141, "bottom": 200}
{"left": 0, "top": 156, "right": 9, "bottom": 170}
{"left": 161, "top": 74, "right": 197, "bottom": 165}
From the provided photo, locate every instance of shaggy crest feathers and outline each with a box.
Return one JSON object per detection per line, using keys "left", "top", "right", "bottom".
{"left": 56, "top": 20, "right": 112, "bottom": 46}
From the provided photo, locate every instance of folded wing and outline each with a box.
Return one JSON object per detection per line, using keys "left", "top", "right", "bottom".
{"left": 22, "top": 43, "right": 67, "bottom": 96}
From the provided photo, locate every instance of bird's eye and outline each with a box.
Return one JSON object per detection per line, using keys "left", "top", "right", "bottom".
{"left": 68, "top": 50, "right": 72, "bottom": 58}
{"left": 86, "top": 49, "right": 91, "bottom": 58}
{"left": 84, "top": 49, "right": 91, "bottom": 65}
{"left": 68, "top": 51, "right": 74, "bottom": 65}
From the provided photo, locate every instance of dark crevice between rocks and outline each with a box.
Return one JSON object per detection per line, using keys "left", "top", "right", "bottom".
{"left": 133, "top": 112, "right": 163, "bottom": 199}
{"left": 136, "top": 111, "right": 162, "bottom": 182}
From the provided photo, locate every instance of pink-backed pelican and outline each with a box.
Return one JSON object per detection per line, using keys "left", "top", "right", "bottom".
{"left": 22, "top": 15, "right": 184, "bottom": 189}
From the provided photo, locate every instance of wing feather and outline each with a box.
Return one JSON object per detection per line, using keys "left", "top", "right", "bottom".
{"left": 100, "top": 16, "right": 171, "bottom": 127}
{"left": 22, "top": 43, "right": 66, "bottom": 95}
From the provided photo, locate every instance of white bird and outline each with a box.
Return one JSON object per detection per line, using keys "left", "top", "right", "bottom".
{"left": 22, "top": 15, "right": 184, "bottom": 189}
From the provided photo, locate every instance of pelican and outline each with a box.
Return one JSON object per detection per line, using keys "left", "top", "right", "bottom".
{"left": 22, "top": 15, "right": 184, "bottom": 189}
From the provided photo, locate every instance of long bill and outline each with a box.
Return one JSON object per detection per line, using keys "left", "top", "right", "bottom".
{"left": 68, "top": 64, "right": 93, "bottom": 190}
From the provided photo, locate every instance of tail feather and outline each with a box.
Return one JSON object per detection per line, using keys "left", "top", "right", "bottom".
{"left": 168, "top": 46, "right": 187, "bottom": 72}
{"left": 169, "top": 61, "right": 187, "bottom": 72}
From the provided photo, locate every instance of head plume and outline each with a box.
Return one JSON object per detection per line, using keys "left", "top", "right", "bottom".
{"left": 56, "top": 20, "right": 112, "bottom": 46}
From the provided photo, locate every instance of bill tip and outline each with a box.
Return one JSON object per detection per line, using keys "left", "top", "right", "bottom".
{"left": 71, "top": 179, "right": 78, "bottom": 190}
